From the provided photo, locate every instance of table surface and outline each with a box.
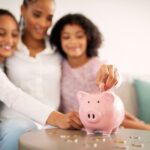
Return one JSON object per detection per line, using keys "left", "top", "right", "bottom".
{"left": 19, "top": 128, "right": 150, "bottom": 150}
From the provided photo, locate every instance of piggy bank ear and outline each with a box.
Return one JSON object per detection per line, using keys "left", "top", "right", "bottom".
{"left": 102, "top": 92, "right": 114, "bottom": 102}
{"left": 77, "top": 91, "right": 88, "bottom": 104}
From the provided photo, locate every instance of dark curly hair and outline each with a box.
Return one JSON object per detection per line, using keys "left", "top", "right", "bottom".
{"left": 0, "top": 9, "right": 19, "bottom": 30}
{"left": 50, "top": 13, "right": 103, "bottom": 58}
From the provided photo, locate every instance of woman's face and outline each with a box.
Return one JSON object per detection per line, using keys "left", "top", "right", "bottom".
{"left": 21, "top": 0, "right": 54, "bottom": 40}
{"left": 61, "top": 24, "right": 87, "bottom": 59}
{"left": 0, "top": 15, "right": 19, "bottom": 59}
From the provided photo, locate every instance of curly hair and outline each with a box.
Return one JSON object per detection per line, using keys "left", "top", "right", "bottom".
{"left": 50, "top": 13, "right": 103, "bottom": 58}
{"left": 0, "top": 9, "right": 18, "bottom": 30}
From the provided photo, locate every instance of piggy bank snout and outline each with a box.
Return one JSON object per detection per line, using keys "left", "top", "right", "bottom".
{"left": 86, "top": 111, "right": 101, "bottom": 123}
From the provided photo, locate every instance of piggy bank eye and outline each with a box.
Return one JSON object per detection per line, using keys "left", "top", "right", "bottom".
{"left": 88, "top": 101, "right": 90, "bottom": 103}
{"left": 97, "top": 100, "right": 100, "bottom": 103}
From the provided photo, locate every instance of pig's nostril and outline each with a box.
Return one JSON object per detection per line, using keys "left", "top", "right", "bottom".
{"left": 88, "top": 113, "right": 96, "bottom": 119}
{"left": 92, "top": 114, "right": 95, "bottom": 119}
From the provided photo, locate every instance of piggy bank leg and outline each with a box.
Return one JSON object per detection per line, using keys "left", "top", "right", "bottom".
{"left": 112, "top": 127, "right": 118, "bottom": 133}
{"left": 102, "top": 129, "right": 112, "bottom": 136}
{"left": 85, "top": 128, "right": 94, "bottom": 135}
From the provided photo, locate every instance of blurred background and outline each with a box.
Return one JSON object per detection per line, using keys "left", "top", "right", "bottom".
{"left": 1, "top": 0, "right": 150, "bottom": 74}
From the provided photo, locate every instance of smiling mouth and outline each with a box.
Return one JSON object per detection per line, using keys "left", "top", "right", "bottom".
{"left": 35, "top": 26, "right": 46, "bottom": 35}
{"left": 36, "top": 29, "right": 45, "bottom": 35}
{"left": 0, "top": 45, "right": 13, "bottom": 51}
{"left": 69, "top": 47, "right": 80, "bottom": 51}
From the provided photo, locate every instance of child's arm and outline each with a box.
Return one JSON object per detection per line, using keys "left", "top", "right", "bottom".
{"left": 121, "top": 112, "right": 150, "bottom": 130}
{"left": 125, "top": 112, "right": 141, "bottom": 122}
{"left": 121, "top": 119, "right": 150, "bottom": 130}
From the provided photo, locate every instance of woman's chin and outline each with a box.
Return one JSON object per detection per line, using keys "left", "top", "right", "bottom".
{"left": 2, "top": 52, "right": 14, "bottom": 58}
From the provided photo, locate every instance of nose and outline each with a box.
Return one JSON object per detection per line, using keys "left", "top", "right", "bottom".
{"left": 86, "top": 111, "right": 101, "bottom": 123}
{"left": 39, "top": 18, "right": 52, "bottom": 28}
{"left": 69, "top": 37, "right": 77, "bottom": 44}
{"left": 5, "top": 34, "right": 13, "bottom": 45}
{"left": 88, "top": 113, "right": 96, "bottom": 119}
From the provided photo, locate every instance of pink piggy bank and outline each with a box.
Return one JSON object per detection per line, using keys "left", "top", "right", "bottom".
{"left": 77, "top": 91, "right": 125, "bottom": 135}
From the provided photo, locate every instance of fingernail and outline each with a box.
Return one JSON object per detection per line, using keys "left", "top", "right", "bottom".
{"left": 99, "top": 83, "right": 105, "bottom": 92}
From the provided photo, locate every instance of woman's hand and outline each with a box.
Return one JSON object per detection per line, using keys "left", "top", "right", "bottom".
{"left": 96, "top": 64, "right": 119, "bottom": 91}
{"left": 46, "top": 111, "right": 83, "bottom": 130}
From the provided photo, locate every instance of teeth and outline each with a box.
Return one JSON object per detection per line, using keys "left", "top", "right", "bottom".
{"left": 35, "top": 26, "right": 44, "bottom": 34}
{"left": 76, "top": 48, "right": 80, "bottom": 51}
{"left": 0, "top": 45, "right": 12, "bottom": 51}
{"left": 4, "top": 46, "right": 11, "bottom": 50}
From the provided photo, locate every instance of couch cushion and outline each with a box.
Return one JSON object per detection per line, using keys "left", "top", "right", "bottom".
{"left": 134, "top": 78, "right": 150, "bottom": 123}
{"left": 114, "top": 74, "right": 138, "bottom": 116}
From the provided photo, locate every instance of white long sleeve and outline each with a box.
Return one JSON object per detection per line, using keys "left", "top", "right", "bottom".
{"left": 0, "top": 69, "right": 54, "bottom": 125}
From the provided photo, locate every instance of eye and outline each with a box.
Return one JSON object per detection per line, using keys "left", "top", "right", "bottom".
{"left": 61, "top": 34, "right": 70, "bottom": 40}
{"left": 32, "top": 10, "right": 42, "bottom": 18}
{"left": 0, "top": 30, "right": 5, "bottom": 36}
{"left": 12, "top": 31, "right": 19, "bottom": 38}
{"left": 76, "top": 34, "right": 84, "bottom": 39}
{"left": 97, "top": 100, "right": 100, "bottom": 103}
{"left": 33, "top": 12, "right": 41, "bottom": 18}
{"left": 76, "top": 31, "right": 86, "bottom": 39}
{"left": 62, "top": 36, "right": 70, "bottom": 40}
{"left": 47, "top": 15, "right": 53, "bottom": 22}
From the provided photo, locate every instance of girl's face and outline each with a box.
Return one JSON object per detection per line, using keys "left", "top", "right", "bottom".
{"left": 61, "top": 24, "right": 87, "bottom": 59}
{"left": 0, "top": 15, "right": 19, "bottom": 59}
{"left": 21, "top": 0, "right": 54, "bottom": 40}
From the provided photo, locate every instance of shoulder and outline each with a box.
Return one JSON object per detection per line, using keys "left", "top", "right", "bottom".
{"left": 49, "top": 52, "right": 62, "bottom": 64}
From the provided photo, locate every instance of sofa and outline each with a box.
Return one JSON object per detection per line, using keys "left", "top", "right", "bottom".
{"left": 114, "top": 73, "right": 150, "bottom": 123}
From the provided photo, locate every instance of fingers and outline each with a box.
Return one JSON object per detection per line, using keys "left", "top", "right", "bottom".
{"left": 67, "top": 112, "right": 83, "bottom": 129}
{"left": 96, "top": 64, "right": 119, "bottom": 91}
{"left": 96, "top": 64, "right": 109, "bottom": 86}
{"left": 105, "top": 66, "right": 118, "bottom": 90}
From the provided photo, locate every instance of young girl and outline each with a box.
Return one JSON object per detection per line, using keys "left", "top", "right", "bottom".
{"left": 50, "top": 13, "right": 150, "bottom": 130}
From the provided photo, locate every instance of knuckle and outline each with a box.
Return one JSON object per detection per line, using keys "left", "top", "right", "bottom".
{"left": 109, "top": 64, "right": 113, "bottom": 68}
{"left": 104, "top": 72, "right": 109, "bottom": 78}
{"left": 109, "top": 74, "right": 114, "bottom": 80}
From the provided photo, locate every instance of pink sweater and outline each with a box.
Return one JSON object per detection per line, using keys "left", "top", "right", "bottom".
{"left": 60, "top": 57, "right": 105, "bottom": 113}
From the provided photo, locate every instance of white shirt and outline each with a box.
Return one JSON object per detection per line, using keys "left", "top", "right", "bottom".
{"left": 0, "top": 67, "right": 54, "bottom": 125}
{"left": 2, "top": 40, "right": 61, "bottom": 125}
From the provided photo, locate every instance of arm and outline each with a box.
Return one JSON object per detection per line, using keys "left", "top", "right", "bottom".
{"left": 0, "top": 69, "right": 53, "bottom": 125}
{"left": 121, "top": 112, "right": 150, "bottom": 130}
{"left": 0, "top": 70, "right": 83, "bottom": 129}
